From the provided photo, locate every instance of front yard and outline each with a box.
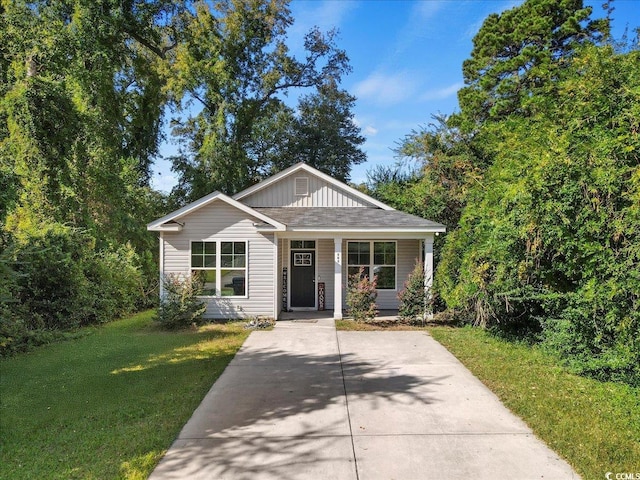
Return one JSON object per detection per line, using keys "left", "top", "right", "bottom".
{"left": 429, "top": 326, "right": 640, "bottom": 479}
{"left": 0, "top": 310, "right": 249, "bottom": 480}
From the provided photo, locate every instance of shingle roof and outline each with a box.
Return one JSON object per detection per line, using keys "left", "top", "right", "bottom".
{"left": 253, "top": 207, "right": 446, "bottom": 231}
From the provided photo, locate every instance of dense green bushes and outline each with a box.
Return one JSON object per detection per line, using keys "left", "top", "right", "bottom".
{"left": 437, "top": 45, "right": 640, "bottom": 384}
{"left": 369, "top": 2, "right": 639, "bottom": 386}
{"left": 0, "top": 225, "right": 150, "bottom": 356}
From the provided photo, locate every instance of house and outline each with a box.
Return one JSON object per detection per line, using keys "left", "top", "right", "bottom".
{"left": 147, "top": 163, "right": 446, "bottom": 320}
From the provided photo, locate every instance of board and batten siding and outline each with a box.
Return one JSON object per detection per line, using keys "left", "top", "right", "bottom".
{"left": 341, "top": 239, "right": 421, "bottom": 310}
{"left": 242, "top": 173, "right": 375, "bottom": 207}
{"left": 162, "top": 201, "right": 276, "bottom": 319}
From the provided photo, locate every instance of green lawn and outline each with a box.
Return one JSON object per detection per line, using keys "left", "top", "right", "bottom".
{"left": 0, "top": 311, "right": 250, "bottom": 480}
{"left": 429, "top": 326, "right": 640, "bottom": 480}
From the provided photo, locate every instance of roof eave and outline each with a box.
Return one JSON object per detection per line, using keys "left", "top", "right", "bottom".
{"left": 146, "top": 192, "right": 286, "bottom": 231}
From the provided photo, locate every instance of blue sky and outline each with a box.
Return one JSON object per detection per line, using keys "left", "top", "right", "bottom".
{"left": 151, "top": 0, "right": 638, "bottom": 192}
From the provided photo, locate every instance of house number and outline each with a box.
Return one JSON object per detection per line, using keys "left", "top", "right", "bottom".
{"left": 335, "top": 252, "right": 341, "bottom": 263}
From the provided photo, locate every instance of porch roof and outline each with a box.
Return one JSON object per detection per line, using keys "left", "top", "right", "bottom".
{"left": 253, "top": 207, "right": 446, "bottom": 232}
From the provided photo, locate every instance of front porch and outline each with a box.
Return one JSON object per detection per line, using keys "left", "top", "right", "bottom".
{"left": 276, "top": 236, "right": 435, "bottom": 321}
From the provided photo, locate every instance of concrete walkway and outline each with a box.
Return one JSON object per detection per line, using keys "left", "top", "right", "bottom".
{"left": 149, "top": 319, "right": 579, "bottom": 480}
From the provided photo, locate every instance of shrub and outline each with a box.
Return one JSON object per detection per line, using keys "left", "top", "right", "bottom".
{"left": 398, "top": 261, "right": 428, "bottom": 324}
{"left": 346, "top": 267, "right": 378, "bottom": 323}
{"left": 156, "top": 273, "right": 207, "bottom": 330}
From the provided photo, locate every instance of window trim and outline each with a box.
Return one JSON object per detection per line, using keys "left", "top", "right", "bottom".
{"left": 191, "top": 240, "right": 248, "bottom": 298}
{"left": 347, "top": 240, "right": 397, "bottom": 290}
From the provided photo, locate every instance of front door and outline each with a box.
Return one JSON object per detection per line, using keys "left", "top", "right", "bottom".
{"left": 290, "top": 250, "right": 315, "bottom": 308}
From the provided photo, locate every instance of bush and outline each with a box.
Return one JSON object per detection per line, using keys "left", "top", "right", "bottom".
{"left": 156, "top": 273, "right": 207, "bottom": 330}
{"left": 0, "top": 224, "right": 148, "bottom": 356}
{"left": 398, "top": 261, "right": 428, "bottom": 324}
{"left": 346, "top": 267, "right": 378, "bottom": 322}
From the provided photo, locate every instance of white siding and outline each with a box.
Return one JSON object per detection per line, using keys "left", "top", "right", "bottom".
{"left": 340, "top": 239, "right": 421, "bottom": 310}
{"left": 162, "top": 201, "right": 275, "bottom": 319}
{"left": 317, "top": 239, "right": 335, "bottom": 310}
{"left": 242, "top": 173, "right": 375, "bottom": 207}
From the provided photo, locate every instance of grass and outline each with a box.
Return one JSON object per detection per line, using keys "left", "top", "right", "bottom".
{"left": 429, "top": 326, "right": 640, "bottom": 480}
{"left": 0, "top": 310, "right": 250, "bottom": 480}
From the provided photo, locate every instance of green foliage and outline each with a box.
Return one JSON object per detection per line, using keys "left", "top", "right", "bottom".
{"left": 455, "top": 0, "right": 609, "bottom": 129}
{"left": 267, "top": 80, "right": 366, "bottom": 182}
{"left": 398, "top": 261, "right": 428, "bottom": 324}
{"left": 167, "top": 1, "right": 354, "bottom": 201}
{"left": 377, "top": 2, "right": 639, "bottom": 385}
{"left": 156, "top": 273, "right": 207, "bottom": 330}
{"left": 438, "top": 44, "right": 640, "bottom": 384}
{"left": 346, "top": 267, "right": 378, "bottom": 323}
{"left": 1, "top": 225, "right": 145, "bottom": 356}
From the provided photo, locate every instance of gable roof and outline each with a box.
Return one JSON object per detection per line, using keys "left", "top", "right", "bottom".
{"left": 232, "top": 163, "right": 393, "bottom": 210}
{"left": 253, "top": 207, "right": 446, "bottom": 232}
{"left": 146, "top": 191, "right": 286, "bottom": 232}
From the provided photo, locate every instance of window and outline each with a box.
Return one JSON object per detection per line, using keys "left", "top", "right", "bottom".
{"left": 347, "top": 241, "right": 396, "bottom": 289}
{"left": 290, "top": 240, "right": 315, "bottom": 249}
{"left": 191, "top": 241, "right": 247, "bottom": 297}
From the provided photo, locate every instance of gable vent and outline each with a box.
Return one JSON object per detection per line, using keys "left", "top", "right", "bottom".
{"left": 295, "top": 176, "right": 309, "bottom": 196}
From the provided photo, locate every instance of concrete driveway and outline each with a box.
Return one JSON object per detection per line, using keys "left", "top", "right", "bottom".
{"left": 149, "top": 319, "right": 579, "bottom": 480}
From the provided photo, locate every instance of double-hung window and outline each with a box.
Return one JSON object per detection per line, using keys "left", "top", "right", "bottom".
{"left": 347, "top": 241, "right": 396, "bottom": 289}
{"left": 191, "top": 241, "right": 247, "bottom": 297}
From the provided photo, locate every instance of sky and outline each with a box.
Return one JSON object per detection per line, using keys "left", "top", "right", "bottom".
{"left": 151, "top": 0, "right": 639, "bottom": 192}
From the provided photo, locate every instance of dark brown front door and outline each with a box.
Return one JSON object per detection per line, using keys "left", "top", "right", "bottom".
{"left": 290, "top": 250, "right": 315, "bottom": 308}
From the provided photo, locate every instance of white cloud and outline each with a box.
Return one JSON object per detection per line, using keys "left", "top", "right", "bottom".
{"left": 420, "top": 82, "right": 464, "bottom": 101}
{"left": 364, "top": 125, "right": 378, "bottom": 136}
{"left": 353, "top": 71, "right": 418, "bottom": 106}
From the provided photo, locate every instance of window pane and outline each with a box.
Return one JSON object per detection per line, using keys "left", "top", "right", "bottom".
{"left": 192, "top": 242, "right": 204, "bottom": 254}
{"left": 234, "top": 255, "right": 246, "bottom": 268}
{"left": 204, "top": 255, "right": 216, "bottom": 268}
{"left": 204, "top": 242, "right": 216, "bottom": 254}
{"left": 221, "top": 270, "right": 245, "bottom": 296}
{"left": 221, "top": 242, "right": 233, "bottom": 254}
{"left": 193, "top": 270, "right": 216, "bottom": 295}
{"left": 221, "top": 255, "right": 233, "bottom": 268}
{"left": 303, "top": 240, "right": 315, "bottom": 248}
{"left": 191, "top": 255, "right": 203, "bottom": 268}
{"left": 291, "top": 240, "right": 303, "bottom": 249}
{"left": 374, "top": 266, "right": 395, "bottom": 289}
{"left": 234, "top": 242, "right": 245, "bottom": 254}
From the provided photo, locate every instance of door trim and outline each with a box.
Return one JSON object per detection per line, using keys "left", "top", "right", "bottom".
{"left": 288, "top": 240, "right": 317, "bottom": 310}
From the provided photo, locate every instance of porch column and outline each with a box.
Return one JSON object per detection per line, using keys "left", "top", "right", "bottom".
{"left": 424, "top": 234, "right": 434, "bottom": 320}
{"left": 334, "top": 238, "right": 343, "bottom": 320}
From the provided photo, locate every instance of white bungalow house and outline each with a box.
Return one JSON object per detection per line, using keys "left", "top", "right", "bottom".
{"left": 147, "top": 163, "right": 445, "bottom": 320}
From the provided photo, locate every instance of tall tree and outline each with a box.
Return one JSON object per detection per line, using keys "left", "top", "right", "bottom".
{"left": 167, "top": 0, "right": 352, "bottom": 201}
{"left": 1, "top": 0, "right": 175, "bottom": 242}
{"left": 455, "top": 0, "right": 609, "bottom": 131}
{"left": 438, "top": 42, "right": 640, "bottom": 383}
{"left": 268, "top": 80, "right": 366, "bottom": 182}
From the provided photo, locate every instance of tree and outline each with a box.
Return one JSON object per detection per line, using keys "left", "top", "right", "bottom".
{"left": 438, "top": 43, "right": 640, "bottom": 383}
{"left": 1, "top": 0, "right": 175, "bottom": 245}
{"left": 167, "top": 0, "right": 352, "bottom": 202}
{"left": 269, "top": 80, "right": 366, "bottom": 182}
{"left": 455, "top": 0, "right": 609, "bottom": 130}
